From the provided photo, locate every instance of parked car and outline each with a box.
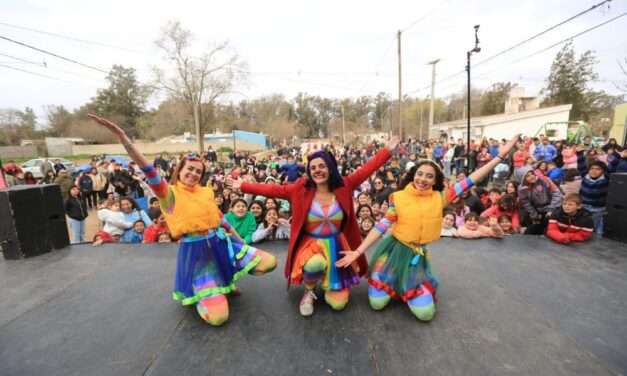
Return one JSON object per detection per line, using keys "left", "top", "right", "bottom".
{"left": 21, "top": 158, "right": 75, "bottom": 179}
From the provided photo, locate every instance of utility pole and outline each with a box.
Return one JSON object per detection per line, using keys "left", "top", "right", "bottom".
{"left": 428, "top": 59, "right": 440, "bottom": 141}
{"left": 341, "top": 104, "right": 346, "bottom": 145}
{"left": 466, "top": 25, "right": 481, "bottom": 172}
{"left": 397, "top": 30, "right": 403, "bottom": 141}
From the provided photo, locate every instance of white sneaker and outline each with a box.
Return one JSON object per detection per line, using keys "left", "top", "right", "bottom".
{"left": 299, "top": 290, "right": 317, "bottom": 317}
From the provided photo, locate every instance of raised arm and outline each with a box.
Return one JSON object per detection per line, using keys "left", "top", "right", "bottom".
{"left": 88, "top": 114, "right": 171, "bottom": 204}
{"left": 344, "top": 137, "right": 398, "bottom": 189}
{"left": 233, "top": 175, "right": 295, "bottom": 200}
{"left": 467, "top": 136, "right": 518, "bottom": 184}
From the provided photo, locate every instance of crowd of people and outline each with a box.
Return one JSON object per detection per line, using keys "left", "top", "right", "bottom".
{"left": 1, "top": 134, "right": 626, "bottom": 248}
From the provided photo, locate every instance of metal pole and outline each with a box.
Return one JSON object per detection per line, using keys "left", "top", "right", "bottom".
{"left": 397, "top": 30, "right": 403, "bottom": 141}
{"left": 428, "top": 59, "right": 440, "bottom": 140}
{"left": 466, "top": 51, "right": 471, "bottom": 171}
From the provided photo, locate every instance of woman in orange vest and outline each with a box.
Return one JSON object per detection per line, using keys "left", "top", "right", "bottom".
{"left": 337, "top": 135, "right": 519, "bottom": 321}
{"left": 88, "top": 114, "right": 276, "bottom": 326}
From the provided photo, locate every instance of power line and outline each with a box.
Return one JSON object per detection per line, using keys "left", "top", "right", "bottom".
{"left": 474, "top": 12, "right": 627, "bottom": 81}
{"left": 0, "top": 63, "right": 67, "bottom": 81}
{"left": 0, "top": 34, "right": 108, "bottom": 74}
{"left": 0, "top": 51, "right": 45, "bottom": 66}
{"left": 475, "top": 0, "right": 613, "bottom": 68}
{"left": 406, "top": 0, "right": 615, "bottom": 95}
{"left": 0, "top": 21, "right": 146, "bottom": 54}
{"left": 401, "top": 0, "right": 449, "bottom": 32}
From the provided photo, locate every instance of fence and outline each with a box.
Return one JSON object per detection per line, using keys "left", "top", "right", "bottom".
{"left": 0, "top": 145, "right": 37, "bottom": 159}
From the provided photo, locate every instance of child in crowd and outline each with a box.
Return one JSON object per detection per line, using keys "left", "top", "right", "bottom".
{"left": 546, "top": 193, "right": 594, "bottom": 244}
{"left": 157, "top": 232, "right": 172, "bottom": 243}
{"left": 455, "top": 212, "right": 504, "bottom": 239}
{"left": 440, "top": 212, "right": 457, "bottom": 237}
{"left": 149, "top": 197, "right": 160, "bottom": 210}
{"left": 214, "top": 192, "right": 228, "bottom": 214}
{"left": 451, "top": 197, "right": 470, "bottom": 228}
{"left": 248, "top": 201, "right": 265, "bottom": 225}
{"left": 560, "top": 169, "right": 582, "bottom": 196}
{"left": 487, "top": 187, "right": 502, "bottom": 208}
{"left": 480, "top": 194, "right": 520, "bottom": 232}
{"left": 576, "top": 148, "right": 616, "bottom": 235}
{"left": 95, "top": 199, "right": 132, "bottom": 245}
{"left": 356, "top": 204, "right": 374, "bottom": 224}
{"left": 547, "top": 161, "right": 564, "bottom": 185}
{"left": 121, "top": 220, "right": 145, "bottom": 243}
{"left": 225, "top": 198, "right": 258, "bottom": 244}
{"left": 143, "top": 207, "right": 169, "bottom": 243}
{"left": 359, "top": 217, "right": 375, "bottom": 239}
{"left": 498, "top": 215, "right": 515, "bottom": 235}
{"left": 65, "top": 185, "right": 89, "bottom": 244}
{"left": 252, "top": 207, "right": 290, "bottom": 243}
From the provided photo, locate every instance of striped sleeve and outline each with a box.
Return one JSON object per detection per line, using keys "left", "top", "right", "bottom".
{"left": 219, "top": 212, "right": 233, "bottom": 232}
{"left": 141, "top": 165, "right": 175, "bottom": 212}
{"left": 443, "top": 177, "right": 474, "bottom": 205}
{"left": 374, "top": 194, "right": 397, "bottom": 234}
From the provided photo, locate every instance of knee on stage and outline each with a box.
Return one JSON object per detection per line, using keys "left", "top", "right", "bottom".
{"left": 196, "top": 294, "right": 229, "bottom": 326}
{"left": 252, "top": 250, "right": 277, "bottom": 275}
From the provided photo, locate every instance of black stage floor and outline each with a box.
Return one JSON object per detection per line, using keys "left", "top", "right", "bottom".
{"left": 1, "top": 236, "right": 626, "bottom": 376}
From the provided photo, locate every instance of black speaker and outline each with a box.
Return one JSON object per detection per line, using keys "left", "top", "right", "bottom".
{"left": 0, "top": 184, "right": 69, "bottom": 260}
{"left": 607, "top": 173, "right": 627, "bottom": 207}
{"left": 604, "top": 204, "right": 627, "bottom": 243}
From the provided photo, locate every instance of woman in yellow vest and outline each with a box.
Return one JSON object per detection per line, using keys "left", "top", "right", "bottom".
{"left": 336, "top": 135, "right": 519, "bottom": 321}
{"left": 88, "top": 114, "right": 276, "bottom": 326}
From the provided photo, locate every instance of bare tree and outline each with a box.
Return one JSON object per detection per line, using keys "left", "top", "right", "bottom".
{"left": 153, "top": 20, "right": 248, "bottom": 152}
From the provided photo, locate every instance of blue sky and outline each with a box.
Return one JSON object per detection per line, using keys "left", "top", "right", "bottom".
{"left": 1, "top": 0, "right": 626, "bottom": 124}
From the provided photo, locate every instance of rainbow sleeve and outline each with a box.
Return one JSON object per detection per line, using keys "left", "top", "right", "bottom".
{"left": 443, "top": 177, "right": 474, "bottom": 205}
{"left": 374, "top": 194, "right": 397, "bottom": 234}
{"left": 141, "top": 165, "right": 175, "bottom": 212}
{"left": 219, "top": 212, "right": 233, "bottom": 232}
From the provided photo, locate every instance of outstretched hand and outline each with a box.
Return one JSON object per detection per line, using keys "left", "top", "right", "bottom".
{"left": 335, "top": 250, "right": 361, "bottom": 268}
{"left": 385, "top": 135, "right": 400, "bottom": 151}
{"left": 499, "top": 134, "right": 521, "bottom": 157}
{"left": 87, "top": 114, "right": 126, "bottom": 139}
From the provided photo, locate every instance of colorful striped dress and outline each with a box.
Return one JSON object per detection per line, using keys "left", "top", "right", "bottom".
{"left": 141, "top": 165, "right": 263, "bottom": 306}
{"left": 290, "top": 196, "right": 360, "bottom": 290}
{"left": 369, "top": 178, "right": 474, "bottom": 302}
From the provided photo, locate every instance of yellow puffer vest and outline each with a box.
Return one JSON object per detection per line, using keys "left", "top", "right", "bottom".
{"left": 391, "top": 183, "right": 443, "bottom": 245}
{"left": 162, "top": 182, "right": 221, "bottom": 239}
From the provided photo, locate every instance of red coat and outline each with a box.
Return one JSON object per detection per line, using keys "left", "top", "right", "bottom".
{"left": 241, "top": 148, "right": 391, "bottom": 286}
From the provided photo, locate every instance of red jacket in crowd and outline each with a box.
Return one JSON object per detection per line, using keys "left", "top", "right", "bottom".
{"left": 546, "top": 207, "right": 594, "bottom": 244}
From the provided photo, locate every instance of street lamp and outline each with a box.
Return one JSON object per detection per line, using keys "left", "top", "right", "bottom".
{"left": 466, "top": 25, "right": 481, "bottom": 172}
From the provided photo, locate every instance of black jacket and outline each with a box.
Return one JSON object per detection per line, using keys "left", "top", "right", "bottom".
{"left": 65, "top": 196, "right": 88, "bottom": 220}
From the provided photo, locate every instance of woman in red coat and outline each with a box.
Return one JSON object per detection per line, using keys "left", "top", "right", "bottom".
{"left": 233, "top": 138, "right": 398, "bottom": 316}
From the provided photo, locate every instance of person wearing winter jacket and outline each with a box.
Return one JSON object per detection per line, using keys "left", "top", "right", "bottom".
{"left": 65, "top": 185, "right": 88, "bottom": 243}
{"left": 90, "top": 167, "right": 108, "bottom": 200}
{"left": 561, "top": 145, "right": 578, "bottom": 169}
{"left": 518, "top": 170, "right": 562, "bottom": 235}
{"left": 97, "top": 199, "right": 133, "bottom": 238}
{"left": 533, "top": 138, "right": 557, "bottom": 162}
{"left": 607, "top": 148, "right": 627, "bottom": 173}
{"left": 576, "top": 147, "right": 619, "bottom": 234}
{"left": 224, "top": 199, "right": 258, "bottom": 244}
{"left": 77, "top": 171, "right": 95, "bottom": 209}
{"left": 546, "top": 193, "right": 594, "bottom": 244}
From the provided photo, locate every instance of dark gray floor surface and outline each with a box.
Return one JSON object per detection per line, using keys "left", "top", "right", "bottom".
{"left": 1, "top": 236, "right": 626, "bottom": 376}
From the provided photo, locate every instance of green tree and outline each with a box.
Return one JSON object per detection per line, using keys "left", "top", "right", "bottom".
{"left": 88, "top": 65, "right": 150, "bottom": 138}
{"left": 45, "top": 105, "right": 73, "bottom": 137}
{"left": 480, "top": 82, "right": 517, "bottom": 115}
{"left": 542, "top": 42, "right": 598, "bottom": 121}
